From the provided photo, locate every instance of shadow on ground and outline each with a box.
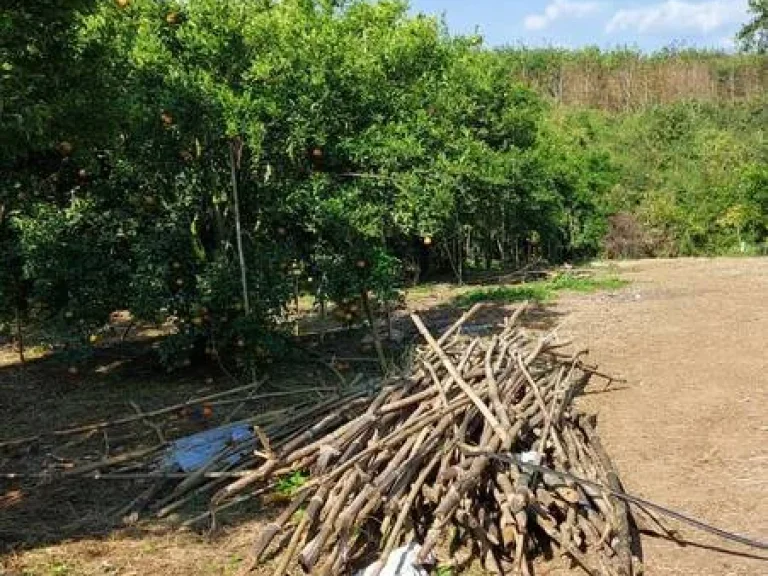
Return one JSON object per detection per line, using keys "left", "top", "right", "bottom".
{"left": 0, "top": 300, "right": 565, "bottom": 558}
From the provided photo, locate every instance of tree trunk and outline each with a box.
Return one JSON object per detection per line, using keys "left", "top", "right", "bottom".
{"left": 15, "top": 307, "right": 24, "bottom": 365}
{"left": 360, "top": 290, "right": 387, "bottom": 375}
{"left": 457, "top": 225, "right": 465, "bottom": 285}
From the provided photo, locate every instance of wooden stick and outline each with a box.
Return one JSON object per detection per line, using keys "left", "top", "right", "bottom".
{"left": 129, "top": 400, "right": 166, "bottom": 444}
{"left": 0, "top": 379, "right": 269, "bottom": 444}
{"left": 113, "top": 478, "right": 168, "bottom": 519}
{"left": 578, "top": 415, "right": 633, "bottom": 576}
{"left": 361, "top": 289, "right": 388, "bottom": 375}
{"left": 61, "top": 444, "right": 166, "bottom": 477}
{"left": 410, "top": 313, "right": 510, "bottom": 447}
{"left": 382, "top": 452, "right": 441, "bottom": 554}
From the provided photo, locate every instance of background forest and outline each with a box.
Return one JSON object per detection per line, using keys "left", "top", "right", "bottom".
{"left": 1, "top": 0, "right": 767, "bottom": 368}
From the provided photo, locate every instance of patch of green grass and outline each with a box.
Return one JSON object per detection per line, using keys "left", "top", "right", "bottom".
{"left": 453, "top": 274, "right": 628, "bottom": 308}
{"left": 48, "top": 563, "right": 72, "bottom": 576}
{"left": 548, "top": 274, "right": 628, "bottom": 293}
{"left": 276, "top": 470, "right": 309, "bottom": 496}
{"left": 454, "top": 284, "right": 552, "bottom": 307}
{"left": 223, "top": 555, "right": 244, "bottom": 576}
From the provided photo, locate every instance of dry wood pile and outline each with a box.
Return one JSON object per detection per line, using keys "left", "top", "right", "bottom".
{"left": 0, "top": 380, "right": 378, "bottom": 526}
{"left": 211, "top": 304, "right": 638, "bottom": 576}
{"left": 1, "top": 303, "right": 638, "bottom": 575}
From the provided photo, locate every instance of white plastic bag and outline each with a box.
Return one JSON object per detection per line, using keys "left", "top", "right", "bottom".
{"left": 355, "top": 542, "right": 435, "bottom": 576}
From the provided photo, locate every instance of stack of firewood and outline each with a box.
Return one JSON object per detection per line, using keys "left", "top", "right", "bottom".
{"left": 214, "top": 304, "right": 637, "bottom": 576}
{"left": 1, "top": 303, "right": 636, "bottom": 574}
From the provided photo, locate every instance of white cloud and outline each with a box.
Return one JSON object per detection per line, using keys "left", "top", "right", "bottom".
{"left": 606, "top": 1, "right": 749, "bottom": 35}
{"left": 524, "top": 1, "right": 602, "bottom": 32}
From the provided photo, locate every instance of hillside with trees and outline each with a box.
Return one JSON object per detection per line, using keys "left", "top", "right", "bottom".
{"left": 1, "top": 0, "right": 766, "bottom": 368}
{"left": 503, "top": 48, "right": 767, "bottom": 110}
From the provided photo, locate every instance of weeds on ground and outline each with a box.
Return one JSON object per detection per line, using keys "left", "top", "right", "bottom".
{"left": 548, "top": 274, "right": 627, "bottom": 293}
{"left": 454, "top": 285, "right": 551, "bottom": 307}
{"left": 49, "top": 562, "right": 72, "bottom": 575}
{"left": 276, "top": 471, "right": 309, "bottom": 496}
{"left": 453, "top": 274, "right": 628, "bottom": 307}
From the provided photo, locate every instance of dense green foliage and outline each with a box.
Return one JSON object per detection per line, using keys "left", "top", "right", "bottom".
{"left": 739, "top": 0, "right": 768, "bottom": 53}
{"left": 1, "top": 0, "right": 766, "bottom": 368}
{"left": 559, "top": 100, "right": 768, "bottom": 257}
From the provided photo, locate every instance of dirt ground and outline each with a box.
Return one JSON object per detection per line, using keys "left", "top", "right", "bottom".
{"left": 2, "top": 258, "right": 767, "bottom": 575}
{"left": 556, "top": 258, "right": 768, "bottom": 576}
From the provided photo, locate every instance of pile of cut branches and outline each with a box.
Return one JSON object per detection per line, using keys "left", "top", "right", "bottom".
{"left": 0, "top": 378, "right": 377, "bottom": 528}
{"left": 1, "top": 303, "right": 637, "bottom": 574}
{"left": 214, "top": 304, "right": 638, "bottom": 575}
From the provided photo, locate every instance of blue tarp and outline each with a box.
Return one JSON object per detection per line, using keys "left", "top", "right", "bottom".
{"left": 162, "top": 423, "right": 253, "bottom": 472}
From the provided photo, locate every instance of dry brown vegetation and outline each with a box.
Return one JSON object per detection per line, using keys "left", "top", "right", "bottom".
{"left": 507, "top": 51, "right": 768, "bottom": 111}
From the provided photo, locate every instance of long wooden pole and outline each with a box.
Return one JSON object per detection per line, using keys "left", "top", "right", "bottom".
{"left": 0, "top": 378, "right": 268, "bottom": 446}
{"left": 229, "top": 137, "right": 260, "bottom": 387}
{"left": 229, "top": 138, "right": 250, "bottom": 316}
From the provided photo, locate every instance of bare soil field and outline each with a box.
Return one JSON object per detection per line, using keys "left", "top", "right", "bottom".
{"left": 556, "top": 258, "right": 768, "bottom": 576}
{"left": 2, "top": 257, "right": 767, "bottom": 575}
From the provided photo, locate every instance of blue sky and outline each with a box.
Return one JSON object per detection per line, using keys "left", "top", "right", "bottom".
{"left": 409, "top": 0, "right": 751, "bottom": 51}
